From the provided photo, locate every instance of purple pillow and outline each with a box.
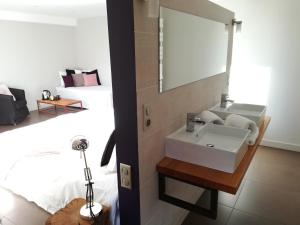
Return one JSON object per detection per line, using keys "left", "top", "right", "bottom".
{"left": 62, "top": 75, "right": 74, "bottom": 88}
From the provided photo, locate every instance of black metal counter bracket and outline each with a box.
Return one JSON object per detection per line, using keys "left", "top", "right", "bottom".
{"left": 158, "top": 173, "right": 218, "bottom": 220}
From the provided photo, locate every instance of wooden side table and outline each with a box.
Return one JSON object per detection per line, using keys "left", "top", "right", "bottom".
{"left": 37, "top": 98, "right": 83, "bottom": 115}
{"left": 45, "top": 198, "right": 110, "bottom": 225}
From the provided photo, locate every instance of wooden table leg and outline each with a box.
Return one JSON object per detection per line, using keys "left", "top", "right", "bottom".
{"left": 37, "top": 101, "right": 40, "bottom": 113}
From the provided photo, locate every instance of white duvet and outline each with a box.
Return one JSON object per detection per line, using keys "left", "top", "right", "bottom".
{"left": 56, "top": 86, "right": 113, "bottom": 110}
{"left": 0, "top": 109, "right": 119, "bottom": 225}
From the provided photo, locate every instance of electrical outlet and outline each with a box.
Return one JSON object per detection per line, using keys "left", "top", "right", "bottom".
{"left": 120, "top": 163, "right": 132, "bottom": 190}
{"left": 143, "top": 104, "right": 152, "bottom": 131}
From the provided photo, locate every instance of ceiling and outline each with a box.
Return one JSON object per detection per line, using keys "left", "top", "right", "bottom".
{"left": 0, "top": 0, "right": 107, "bottom": 19}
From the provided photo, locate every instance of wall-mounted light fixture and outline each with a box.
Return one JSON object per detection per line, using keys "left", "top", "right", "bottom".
{"left": 232, "top": 19, "right": 242, "bottom": 33}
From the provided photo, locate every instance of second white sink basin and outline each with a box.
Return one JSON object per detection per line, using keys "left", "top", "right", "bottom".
{"left": 210, "top": 103, "right": 266, "bottom": 125}
{"left": 165, "top": 123, "right": 250, "bottom": 173}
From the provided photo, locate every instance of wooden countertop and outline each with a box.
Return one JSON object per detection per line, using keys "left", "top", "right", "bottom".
{"left": 157, "top": 117, "right": 271, "bottom": 194}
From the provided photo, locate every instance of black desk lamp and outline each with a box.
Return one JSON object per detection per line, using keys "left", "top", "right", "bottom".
{"left": 71, "top": 136, "right": 102, "bottom": 221}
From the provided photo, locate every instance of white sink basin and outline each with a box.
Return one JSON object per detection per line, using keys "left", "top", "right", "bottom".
{"left": 210, "top": 103, "right": 266, "bottom": 125}
{"left": 165, "top": 124, "right": 250, "bottom": 173}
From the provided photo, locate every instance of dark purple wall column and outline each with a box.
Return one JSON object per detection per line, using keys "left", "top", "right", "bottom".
{"left": 106, "top": 1, "right": 141, "bottom": 225}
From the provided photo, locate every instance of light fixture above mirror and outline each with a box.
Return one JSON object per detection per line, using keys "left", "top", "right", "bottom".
{"left": 232, "top": 19, "right": 242, "bottom": 32}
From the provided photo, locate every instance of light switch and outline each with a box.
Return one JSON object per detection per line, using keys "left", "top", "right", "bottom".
{"left": 143, "top": 104, "right": 152, "bottom": 131}
{"left": 120, "top": 163, "right": 132, "bottom": 190}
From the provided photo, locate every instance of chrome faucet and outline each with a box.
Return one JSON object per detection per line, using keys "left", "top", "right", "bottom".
{"left": 186, "top": 113, "right": 197, "bottom": 132}
{"left": 220, "top": 93, "right": 234, "bottom": 108}
{"left": 186, "top": 113, "right": 204, "bottom": 132}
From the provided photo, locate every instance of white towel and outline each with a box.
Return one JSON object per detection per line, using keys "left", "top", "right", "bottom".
{"left": 225, "top": 114, "right": 259, "bottom": 145}
{"left": 200, "top": 111, "right": 224, "bottom": 125}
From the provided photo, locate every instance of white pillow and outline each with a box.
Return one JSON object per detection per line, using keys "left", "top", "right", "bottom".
{"left": 0, "top": 83, "right": 16, "bottom": 100}
{"left": 82, "top": 69, "right": 94, "bottom": 73}
{"left": 75, "top": 69, "right": 82, "bottom": 74}
{"left": 58, "top": 71, "right": 67, "bottom": 87}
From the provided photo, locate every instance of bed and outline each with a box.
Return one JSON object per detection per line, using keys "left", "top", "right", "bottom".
{"left": 0, "top": 109, "right": 119, "bottom": 225}
{"left": 56, "top": 86, "right": 113, "bottom": 110}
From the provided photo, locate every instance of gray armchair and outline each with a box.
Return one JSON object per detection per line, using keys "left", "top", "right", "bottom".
{"left": 0, "top": 88, "right": 29, "bottom": 125}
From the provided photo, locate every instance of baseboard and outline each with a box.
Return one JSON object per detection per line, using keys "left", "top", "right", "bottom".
{"left": 261, "top": 139, "right": 300, "bottom": 152}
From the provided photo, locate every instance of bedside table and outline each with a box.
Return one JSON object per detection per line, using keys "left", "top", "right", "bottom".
{"left": 45, "top": 198, "right": 110, "bottom": 225}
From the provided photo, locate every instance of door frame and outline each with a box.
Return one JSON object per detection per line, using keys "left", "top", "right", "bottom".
{"left": 106, "top": 1, "right": 141, "bottom": 225}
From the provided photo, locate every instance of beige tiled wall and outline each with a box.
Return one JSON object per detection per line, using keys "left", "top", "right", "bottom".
{"left": 133, "top": 0, "right": 234, "bottom": 224}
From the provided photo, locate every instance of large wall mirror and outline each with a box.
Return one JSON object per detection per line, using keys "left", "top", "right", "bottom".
{"left": 159, "top": 7, "right": 230, "bottom": 92}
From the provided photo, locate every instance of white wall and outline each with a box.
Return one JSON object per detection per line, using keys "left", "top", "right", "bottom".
{"left": 0, "top": 20, "right": 76, "bottom": 111}
{"left": 0, "top": 16, "right": 111, "bottom": 111}
{"left": 75, "top": 17, "right": 111, "bottom": 86}
{"left": 212, "top": 0, "right": 300, "bottom": 151}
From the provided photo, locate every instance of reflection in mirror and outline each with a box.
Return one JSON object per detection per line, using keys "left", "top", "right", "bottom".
{"left": 159, "top": 7, "right": 229, "bottom": 92}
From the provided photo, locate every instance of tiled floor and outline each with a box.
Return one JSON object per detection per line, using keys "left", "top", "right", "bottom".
{"left": 182, "top": 146, "right": 300, "bottom": 225}
{"left": 0, "top": 187, "right": 50, "bottom": 225}
{"left": 0, "top": 109, "right": 71, "bottom": 133}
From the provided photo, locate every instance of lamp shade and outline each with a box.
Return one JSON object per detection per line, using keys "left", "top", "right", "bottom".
{"left": 71, "top": 135, "right": 89, "bottom": 151}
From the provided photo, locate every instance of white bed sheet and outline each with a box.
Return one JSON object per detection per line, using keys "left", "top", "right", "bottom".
{"left": 56, "top": 86, "right": 113, "bottom": 110}
{"left": 0, "top": 109, "right": 119, "bottom": 225}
